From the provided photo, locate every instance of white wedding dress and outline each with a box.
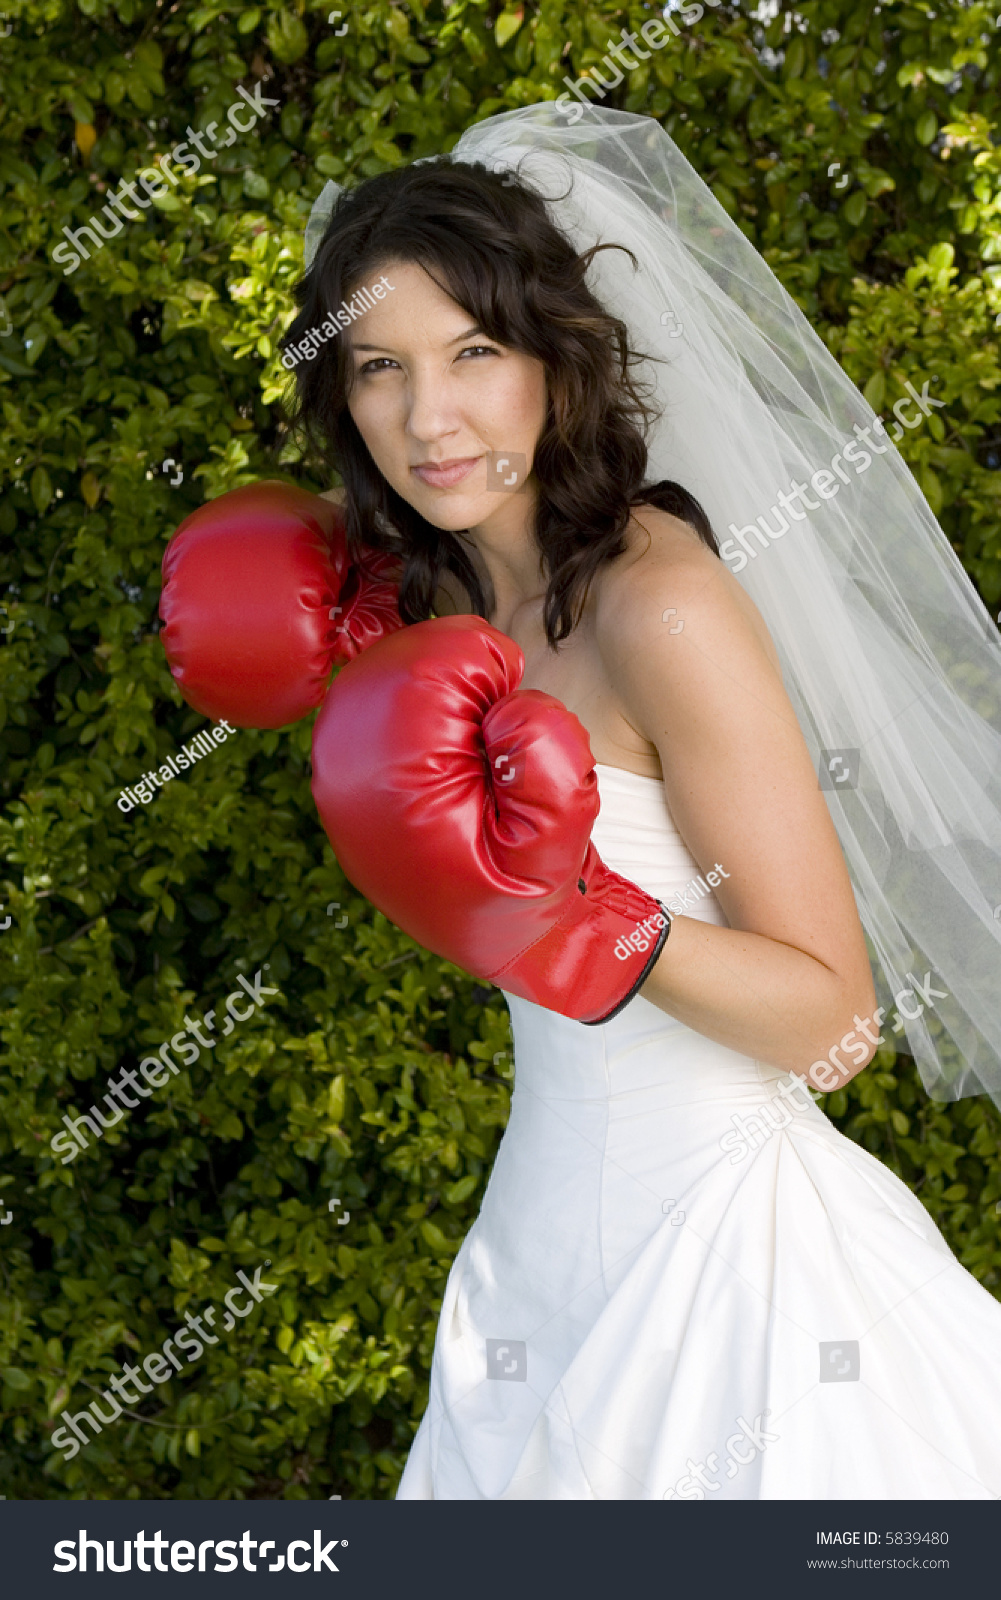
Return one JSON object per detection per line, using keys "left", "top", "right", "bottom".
{"left": 396, "top": 763, "right": 1001, "bottom": 1500}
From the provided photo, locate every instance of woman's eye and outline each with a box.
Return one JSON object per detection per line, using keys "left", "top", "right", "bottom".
{"left": 357, "top": 345, "right": 499, "bottom": 375}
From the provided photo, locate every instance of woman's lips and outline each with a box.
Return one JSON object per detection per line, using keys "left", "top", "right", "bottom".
{"left": 411, "top": 456, "right": 481, "bottom": 489}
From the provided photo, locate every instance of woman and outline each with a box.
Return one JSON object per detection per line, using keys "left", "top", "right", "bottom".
{"left": 163, "top": 106, "right": 1001, "bottom": 1499}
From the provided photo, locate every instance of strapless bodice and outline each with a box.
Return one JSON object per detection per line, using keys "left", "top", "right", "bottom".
{"left": 589, "top": 762, "right": 729, "bottom": 929}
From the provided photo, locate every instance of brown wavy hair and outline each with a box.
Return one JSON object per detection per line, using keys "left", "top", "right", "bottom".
{"left": 281, "top": 157, "right": 719, "bottom": 649}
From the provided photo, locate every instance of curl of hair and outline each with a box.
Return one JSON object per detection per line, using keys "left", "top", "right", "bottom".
{"left": 281, "top": 159, "right": 719, "bottom": 649}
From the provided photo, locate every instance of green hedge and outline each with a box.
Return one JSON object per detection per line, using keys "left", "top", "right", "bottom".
{"left": 1, "top": 0, "right": 1000, "bottom": 1501}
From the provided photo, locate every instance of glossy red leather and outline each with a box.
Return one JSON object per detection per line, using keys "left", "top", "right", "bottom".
{"left": 311, "top": 614, "right": 671, "bottom": 1023}
{"left": 160, "top": 480, "right": 404, "bottom": 727}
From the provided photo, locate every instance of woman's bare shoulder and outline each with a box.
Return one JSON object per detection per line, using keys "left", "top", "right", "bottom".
{"left": 595, "top": 503, "right": 729, "bottom": 637}
{"left": 318, "top": 486, "right": 346, "bottom": 506}
{"left": 619, "top": 502, "right": 722, "bottom": 582}
{"left": 597, "top": 503, "right": 781, "bottom": 677}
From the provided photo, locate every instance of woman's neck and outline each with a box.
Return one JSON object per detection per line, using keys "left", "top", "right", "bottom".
{"left": 457, "top": 492, "right": 547, "bottom": 626}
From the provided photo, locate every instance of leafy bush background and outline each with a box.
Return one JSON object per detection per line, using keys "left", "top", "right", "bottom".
{"left": 1, "top": 0, "right": 1001, "bottom": 1502}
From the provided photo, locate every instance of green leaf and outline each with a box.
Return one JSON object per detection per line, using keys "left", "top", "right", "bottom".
{"left": 31, "top": 466, "right": 53, "bottom": 512}
{"left": 134, "top": 40, "right": 163, "bottom": 69}
{"left": 420, "top": 1220, "right": 453, "bottom": 1252}
{"left": 387, "top": 8, "right": 410, "bottom": 45}
{"left": 444, "top": 1175, "right": 478, "bottom": 1204}
{"left": 187, "top": 893, "right": 221, "bottom": 922}
{"left": 280, "top": 102, "right": 303, "bottom": 143}
{"left": 861, "top": 170, "right": 895, "bottom": 199}
{"left": 127, "top": 78, "right": 153, "bottom": 113}
{"left": 915, "top": 110, "right": 938, "bottom": 146}
{"left": 918, "top": 464, "right": 943, "bottom": 515}
{"left": 863, "top": 370, "right": 886, "bottom": 411}
{"left": 494, "top": 7, "right": 523, "bottom": 48}
{"left": 927, "top": 242, "right": 954, "bottom": 273}
{"left": 267, "top": 10, "right": 309, "bottom": 64}
{"left": 371, "top": 139, "right": 403, "bottom": 166}
{"left": 461, "top": 24, "right": 489, "bottom": 67}
{"left": 783, "top": 35, "right": 806, "bottom": 79}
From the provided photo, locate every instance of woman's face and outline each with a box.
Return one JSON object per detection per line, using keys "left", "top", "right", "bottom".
{"left": 343, "top": 259, "right": 548, "bottom": 532}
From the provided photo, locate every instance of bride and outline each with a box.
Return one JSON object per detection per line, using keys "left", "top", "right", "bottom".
{"left": 161, "top": 105, "right": 1001, "bottom": 1499}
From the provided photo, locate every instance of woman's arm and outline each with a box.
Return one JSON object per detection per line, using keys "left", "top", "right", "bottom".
{"left": 597, "top": 513, "right": 877, "bottom": 1090}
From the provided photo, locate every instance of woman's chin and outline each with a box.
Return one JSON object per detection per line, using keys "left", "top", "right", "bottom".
{"left": 405, "top": 489, "right": 494, "bottom": 531}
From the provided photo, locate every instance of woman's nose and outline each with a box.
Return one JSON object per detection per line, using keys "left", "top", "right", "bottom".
{"left": 404, "top": 370, "right": 462, "bottom": 442}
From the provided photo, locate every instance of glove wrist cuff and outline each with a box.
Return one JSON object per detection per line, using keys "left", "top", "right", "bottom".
{"left": 490, "top": 871, "right": 673, "bottom": 1023}
{"left": 579, "top": 902, "right": 672, "bottom": 1024}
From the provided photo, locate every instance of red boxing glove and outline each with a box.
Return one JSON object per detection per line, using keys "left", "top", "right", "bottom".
{"left": 311, "top": 614, "right": 672, "bottom": 1024}
{"left": 159, "top": 481, "right": 404, "bottom": 728}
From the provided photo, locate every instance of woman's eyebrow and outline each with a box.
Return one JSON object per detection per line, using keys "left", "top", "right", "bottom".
{"left": 351, "top": 325, "right": 486, "bottom": 354}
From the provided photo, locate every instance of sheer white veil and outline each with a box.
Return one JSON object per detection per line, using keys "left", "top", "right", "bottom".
{"left": 306, "top": 104, "right": 1001, "bottom": 1112}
